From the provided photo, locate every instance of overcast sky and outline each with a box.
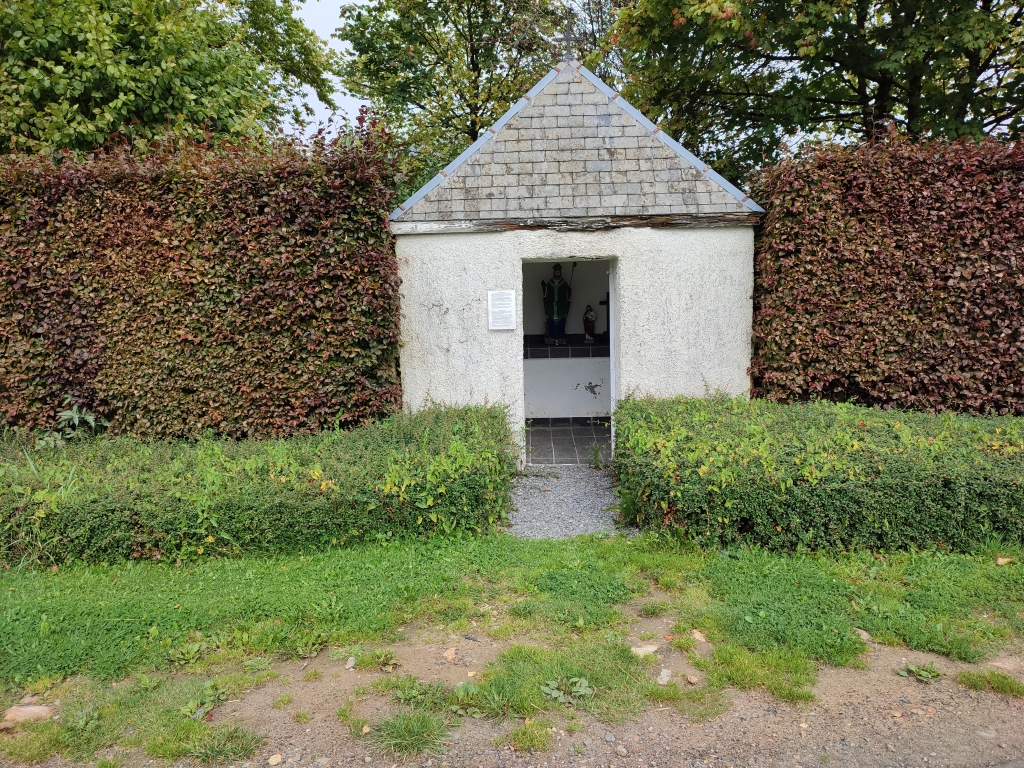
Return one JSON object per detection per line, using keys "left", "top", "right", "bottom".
{"left": 292, "top": 0, "right": 368, "bottom": 131}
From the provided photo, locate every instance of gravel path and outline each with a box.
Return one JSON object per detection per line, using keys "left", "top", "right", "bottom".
{"left": 508, "top": 464, "right": 621, "bottom": 539}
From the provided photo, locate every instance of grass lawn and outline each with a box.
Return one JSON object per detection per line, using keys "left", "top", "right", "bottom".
{"left": 2, "top": 533, "right": 1023, "bottom": 762}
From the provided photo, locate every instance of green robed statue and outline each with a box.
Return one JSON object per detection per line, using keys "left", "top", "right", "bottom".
{"left": 541, "top": 263, "right": 572, "bottom": 345}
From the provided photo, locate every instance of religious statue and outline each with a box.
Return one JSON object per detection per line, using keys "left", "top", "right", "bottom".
{"left": 541, "top": 263, "right": 572, "bottom": 345}
{"left": 582, "top": 304, "right": 596, "bottom": 343}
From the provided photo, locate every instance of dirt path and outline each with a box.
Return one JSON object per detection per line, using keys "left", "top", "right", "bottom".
{"left": 207, "top": 624, "right": 1024, "bottom": 768}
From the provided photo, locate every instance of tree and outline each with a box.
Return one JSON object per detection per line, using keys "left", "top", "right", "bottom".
{"left": 614, "top": 0, "right": 1024, "bottom": 181}
{"left": 566, "top": 0, "right": 625, "bottom": 84}
{"left": 0, "top": 0, "right": 339, "bottom": 153}
{"left": 336, "top": 0, "right": 563, "bottom": 197}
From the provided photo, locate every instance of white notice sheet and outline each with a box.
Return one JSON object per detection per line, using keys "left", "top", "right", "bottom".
{"left": 487, "top": 290, "right": 516, "bottom": 330}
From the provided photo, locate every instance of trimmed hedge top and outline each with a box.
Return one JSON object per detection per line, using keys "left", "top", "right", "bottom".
{"left": 0, "top": 130, "right": 399, "bottom": 439}
{"left": 614, "top": 396, "right": 1024, "bottom": 552}
{"left": 752, "top": 136, "right": 1024, "bottom": 415}
{"left": 0, "top": 405, "right": 517, "bottom": 565}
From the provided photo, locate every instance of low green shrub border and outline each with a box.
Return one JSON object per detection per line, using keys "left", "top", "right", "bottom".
{"left": 0, "top": 406, "right": 516, "bottom": 565}
{"left": 614, "top": 396, "right": 1024, "bottom": 551}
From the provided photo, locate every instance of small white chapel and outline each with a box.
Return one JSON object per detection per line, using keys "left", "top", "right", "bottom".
{"left": 388, "top": 56, "right": 762, "bottom": 464}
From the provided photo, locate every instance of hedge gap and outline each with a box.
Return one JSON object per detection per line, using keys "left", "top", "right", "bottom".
{"left": 0, "top": 128, "right": 400, "bottom": 439}
{"left": 751, "top": 137, "right": 1024, "bottom": 415}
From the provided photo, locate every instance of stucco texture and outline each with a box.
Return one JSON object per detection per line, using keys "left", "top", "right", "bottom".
{"left": 396, "top": 227, "right": 752, "bottom": 427}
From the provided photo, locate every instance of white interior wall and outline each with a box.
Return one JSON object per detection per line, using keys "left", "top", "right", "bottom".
{"left": 521, "top": 260, "right": 609, "bottom": 336}
{"left": 523, "top": 358, "right": 611, "bottom": 418}
{"left": 395, "top": 227, "right": 753, "bottom": 431}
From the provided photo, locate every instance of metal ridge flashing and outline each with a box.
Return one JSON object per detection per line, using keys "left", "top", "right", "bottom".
{"left": 390, "top": 66, "right": 562, "bottom": 221}
{"left": 574, "top": 64, "right": 763, "bottom": 214}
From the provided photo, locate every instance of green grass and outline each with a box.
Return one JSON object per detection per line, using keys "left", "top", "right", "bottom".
{"left": 185, "top": 725, "right": 264, "bottom": 764}
{"left": 640, "top": 600, "right": 670, "bottom": 617}
{"left": 0, "top": 671, "right": 268, "bottom": 764}
{"left": 695, "top": 644, "right": 818, "bottom": 702}
{"left": 370, "top": 711, "right": 447, "bottom": 755}
{"left": 335, "top": 703, "right": 369, "bottom": 738}
{"left": 495, "top": 719, "right": 553, "bottom": 751}
{"left": 957, "top": 669, "right": 1024, "bottom": 697}
{"left": 354, "top": 648, "right": 398, "bottom": 671}
{"left": 2, "top": 533, "right": 1023, "bottom": 763}
{"left": 3, "top": 535, "right": 1022, "bottom": 684}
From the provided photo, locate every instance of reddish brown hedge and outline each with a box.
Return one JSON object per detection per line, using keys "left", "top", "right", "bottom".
{"left": 0, "top": 128, "right": 401, "bottom": 438}
{"left": 751, "top": 136, "right": 1024, "bottom": 414}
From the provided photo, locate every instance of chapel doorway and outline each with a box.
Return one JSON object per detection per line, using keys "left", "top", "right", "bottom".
{"left": 522, "top": 259, "right": 613, "bottom": 465}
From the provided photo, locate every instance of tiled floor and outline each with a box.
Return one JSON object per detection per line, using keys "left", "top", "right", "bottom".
{"left": 526, "top": 417, "right": 612, "bottom": 465}
{"left": 523, "top": 333, "right": 610, "bottom": 360}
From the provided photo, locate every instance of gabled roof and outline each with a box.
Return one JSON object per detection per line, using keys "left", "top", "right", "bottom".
{"left": 390, "top": 60, "right": 762, "bottom": 228}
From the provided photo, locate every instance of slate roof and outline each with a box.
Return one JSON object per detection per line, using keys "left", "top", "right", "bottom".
{"left": 390, "top": 60, "right": 762, "bottom": 225}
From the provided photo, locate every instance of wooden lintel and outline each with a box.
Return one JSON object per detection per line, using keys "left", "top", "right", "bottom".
{"left": 390, "top": 213, "right": 760, "bottom": 236}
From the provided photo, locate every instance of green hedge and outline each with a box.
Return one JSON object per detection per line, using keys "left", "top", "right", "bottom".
{"left": 614, "top": 396, "right": 1024, "bottom": 552}
{"left": 0, "top": 406, "right": 516, "bottom": 565}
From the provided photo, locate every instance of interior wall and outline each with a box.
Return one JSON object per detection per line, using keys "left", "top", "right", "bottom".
{"left": 524, "top": 358, "right": 611, "bottom": 418}
{"left": 522, "top": 260, "right": 609, "bottom": 336}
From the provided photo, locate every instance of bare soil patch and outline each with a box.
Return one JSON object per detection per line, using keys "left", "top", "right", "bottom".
{"left": 204, "top": 631, "right": 1024, "bottom": 768}
{"left": 4, "top": 631, "right": 1022, "bottom": 768}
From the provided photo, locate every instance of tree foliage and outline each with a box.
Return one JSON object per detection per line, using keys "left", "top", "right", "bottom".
{"left": 336, "top": 0, "right": 564, "bottom": 197}
{"left": 0, "top": 0, "right": 339, "bottom": 153}
{"left": 614, "top": 0, "right": 1024, "bottom": 180}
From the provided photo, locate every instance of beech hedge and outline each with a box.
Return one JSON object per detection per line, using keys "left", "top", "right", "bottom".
{"left": 751, "top": 137, "right": 1024, "bottom": 415}
{"left": 615, "top": 396, "right": 1024, "bottom": 552}
{"left": 0, "top": 128, "right": 400, "bottom": 439}
{"left": 0, "top": 406, "right": 516, "bottom": 565}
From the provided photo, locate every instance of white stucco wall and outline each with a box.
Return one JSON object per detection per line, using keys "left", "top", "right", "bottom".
{"left": 395, "top": 226, "right": 753, "bottom": 429}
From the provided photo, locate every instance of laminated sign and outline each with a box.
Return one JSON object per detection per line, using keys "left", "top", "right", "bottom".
{"left": 488, "top": 290, "right": 516, "bottom": 330}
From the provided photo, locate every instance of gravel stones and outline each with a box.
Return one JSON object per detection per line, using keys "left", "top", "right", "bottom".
{"left": 508, "top": 465, "right": 619, "bottom": 539}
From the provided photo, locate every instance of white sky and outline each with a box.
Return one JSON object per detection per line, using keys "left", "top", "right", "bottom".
{"left": 291, "top": 0, "right": 369, "bottom": 131}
